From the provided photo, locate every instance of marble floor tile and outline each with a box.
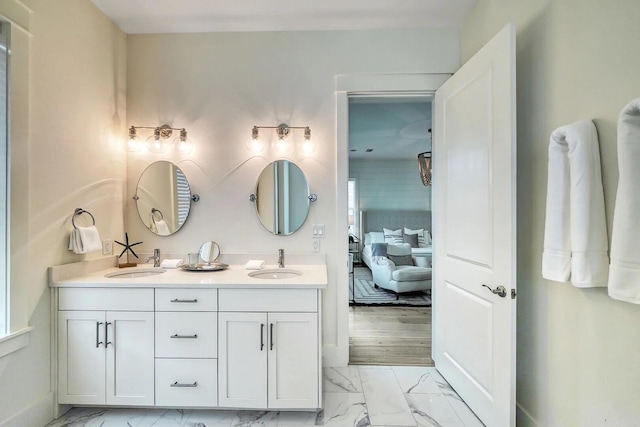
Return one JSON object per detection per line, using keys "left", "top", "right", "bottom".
{"left": 443, "top": 397, "right": 484, "bottom": 427}
{"left": 276, "top": 410, "right": 322, "bottom": 425}
{"left": 405, "top": 394, "right": 464, "bottom": 427}
{"left": 322, "top": 392, "right": 369, "bottom": 427}
{"left": 45, "top": 408, "right": 114, "bottom": 427}
{"left": 230, "top": 411, "right": 279, "bottom": 427}
{"left": 391, "top": 367, "right": 442, "bottom": 395}
{"left": 359, "top": 367, "right": 415, "bottom": 427}
{"left": 324, "top": 367, "right": 363, "bottom": 393}
{"left": 184, "top": 409, "right": 236, "bottom": 426}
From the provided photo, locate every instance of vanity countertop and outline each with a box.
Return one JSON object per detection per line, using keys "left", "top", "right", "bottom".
{"left": 50, "top": 263, "right": 327, "bottom": 289}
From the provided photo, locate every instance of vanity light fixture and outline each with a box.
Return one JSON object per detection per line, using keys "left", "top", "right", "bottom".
{"left": 125, "top": 124, "right": 194, "bottom": 154}
{"left": 248, "top": 123, "right": 315, "bottom": 156}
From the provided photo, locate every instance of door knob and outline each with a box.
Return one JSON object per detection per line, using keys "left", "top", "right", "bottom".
{"left": 482, "top": 284, "right": 507, "bottom": 298}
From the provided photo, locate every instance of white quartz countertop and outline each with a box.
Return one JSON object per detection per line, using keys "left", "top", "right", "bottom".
{"left": 50, "top": 264, "right": 327, "bottom": 289}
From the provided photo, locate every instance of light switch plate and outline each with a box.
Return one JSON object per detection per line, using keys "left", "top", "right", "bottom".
{"left": 102, "top": 239, "right": 113, "bottom": 255}
{"left": 313, "top": 224, "right": 325, "bottom": 237}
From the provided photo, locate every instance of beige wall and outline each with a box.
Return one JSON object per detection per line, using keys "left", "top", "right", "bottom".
{"left": 0, "top": 1, "right": 126, "bottom": 425}
{"left": 126, "top": 29, "right": 459, "bottom": 365}
{"left": 461, "top": 1, "right": 640, "bottom": 425}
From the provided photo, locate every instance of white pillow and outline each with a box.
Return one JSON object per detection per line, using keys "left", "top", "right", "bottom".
{"left": 404, "top": 227, "right": 432, "bottom": 247}
{"left": 368, "top": 231, "right": 385, "bottom": 244}
{"left": 383, "top": 228, "right": 403, "bottom": 244}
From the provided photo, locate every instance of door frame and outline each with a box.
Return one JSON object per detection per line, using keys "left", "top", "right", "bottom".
{"left": 334, "top": 73, "right": 451, "bottom": 366}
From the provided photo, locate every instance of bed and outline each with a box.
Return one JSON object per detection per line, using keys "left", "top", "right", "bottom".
{"left": 359, "top": 209, "right": 433, "bottom": 269}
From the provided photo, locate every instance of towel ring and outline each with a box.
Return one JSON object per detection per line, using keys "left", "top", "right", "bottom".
{"left": 151, "top": 208, "right": 164, "bottom": 222}
{"left": 72, "top": 208, "right": 95, "bottom": 229}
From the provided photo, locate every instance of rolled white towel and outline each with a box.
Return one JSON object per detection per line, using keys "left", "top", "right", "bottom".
{"left": 160, "top": 258, "right": 184, "bottom": 269}
{"left": 245, "top": 260, "right": 265, "bottom": 270}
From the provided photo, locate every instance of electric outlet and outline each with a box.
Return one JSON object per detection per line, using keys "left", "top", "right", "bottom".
{"left": 102, "top": 239, "right": 113, "bottom": 256}
{"left": 312, "top": 238, "right": 320, "bottom": 252}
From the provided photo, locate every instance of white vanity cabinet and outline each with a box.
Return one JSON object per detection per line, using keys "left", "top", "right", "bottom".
{"left": 154, "top": 288, "right": 218, "bottom": 407}
{"left": 218, "top": 288, "right": 321, "bottom": 410}
{"left": 57, "top": 288, "right": 155, "bottom": 406}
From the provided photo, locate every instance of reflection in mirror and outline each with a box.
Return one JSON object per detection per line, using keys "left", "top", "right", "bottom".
{"left": 199, "top": 241, "right": 220, "bottom": 264}
{"left": 135, "top": 161, "right": 192, "bottom": 236}
{"left": 254, "top": 160, "right": 311, "bottom": 235}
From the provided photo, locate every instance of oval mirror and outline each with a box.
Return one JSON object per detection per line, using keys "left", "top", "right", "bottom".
{"left": 254, "top": 160, "right": 311, "bottom": 235}
{"left": 199, "top": 241, "right": 220, "bottom": 264}
{"left": 135, "top": 161, "right": 192, "bottom": 236}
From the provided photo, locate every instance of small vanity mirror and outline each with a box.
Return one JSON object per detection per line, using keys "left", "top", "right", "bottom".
{"left": 199, "top": 241, "right": 220, "bottom": 264}
{"left": 252, "top": 160, "right": 314, "bottom": 235}
{"left": 135, "top": 161, "right": 193, "bottom": 236}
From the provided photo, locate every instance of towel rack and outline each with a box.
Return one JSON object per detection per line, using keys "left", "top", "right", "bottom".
{"left": 151, "top": 208, "right": 164, "bottom": 222}
{"left": 72, "top": 208, "right": 95, "bottom": 229}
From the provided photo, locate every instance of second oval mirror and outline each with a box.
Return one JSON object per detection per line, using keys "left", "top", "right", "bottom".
{"left": 254, "top": 160, "right": 311, "bottom": 235}
{"left": 135, "top": 161, "right": 192, "bottom": 236}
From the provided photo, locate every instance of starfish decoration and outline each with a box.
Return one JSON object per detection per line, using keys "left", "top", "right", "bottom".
{"left": 115, "top": 233, "right": 142, "bottom": 259}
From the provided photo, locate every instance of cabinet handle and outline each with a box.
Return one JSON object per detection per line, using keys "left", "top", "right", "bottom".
{"left": 260, "top": 323, "right": 264, "bottom": 351}
{"left": 270, "top": 323, "right": 274, "bottom": 350}
{"left": 170, "top": 298, "right": 198, "bottom": 303}
{"left": 170, "top": 334, "right": 198, "bottom": 339}
{"left": 96, "top": 322, "right": 103, "bottom": 348}
{"left": 170, "top": 381, "right": 198, "bottom": 388}
{"left": 105, "top": 322, "right": 112, "bottom": 347}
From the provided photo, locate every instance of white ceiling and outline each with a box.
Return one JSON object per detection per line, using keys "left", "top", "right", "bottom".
{"left": 349, "top": 97, "right": 432, "bottom": 160}
{"left": 90, "top": 0, "right": 476, "bottom": 34}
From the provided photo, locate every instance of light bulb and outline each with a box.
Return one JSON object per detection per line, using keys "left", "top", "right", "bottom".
{"left": 146, "top": 128, "right": 169, "bottom": 153}
{"left": 124, "top": 126, "right": 143, "bottom": 152}
{"left": 274, "top": 136, "right": 292, "bottom": 154}
{"left": 246, "top": 126, "right": 266, "bottom": 154}
{"left": 173, "top": 129, "right": 193, "bottom": 154}
{"left": 297, "top": 127, "right": 315, "bottom": 155}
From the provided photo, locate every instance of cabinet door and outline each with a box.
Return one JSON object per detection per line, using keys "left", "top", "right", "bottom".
{"left": 105, "top": 311, "right": 155, "bottom": 406}
{"left": 58, "top": 311, "right": 106, "bottom": 405}
{"left": 218, "top": 312, "right": 268, "bottom": 408}
{"left": 268, "top": 312, "right": 319, "bottom": 409}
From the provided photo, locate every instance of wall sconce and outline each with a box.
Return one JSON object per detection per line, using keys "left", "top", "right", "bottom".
{"left": 126, "top": 124, "right": 193, "bottom": 154}
{"left": 247, "top": 123, "right": 315, "bottom": 156}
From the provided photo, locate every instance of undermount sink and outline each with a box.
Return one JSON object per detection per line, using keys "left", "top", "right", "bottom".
{"left": 248, "top": 269, "right": 303, "bottom": 280}
{"left": 105, "top": 268, "right": 166, "bottom": 279}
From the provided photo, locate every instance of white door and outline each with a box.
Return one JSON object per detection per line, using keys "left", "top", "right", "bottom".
{"left": 58, "top": 311, "right": 106, "bottom": 405}
{"left": 267, "top": 313, "right": 319, "bottom": 409}
{"left": 218, "top": 312, "right": 268, "bottom": 408}
{"left": 433, "top": 23, "right": 516, "bottom": 427}
{"left": 105, "top": 311, "right": 155, "bottom": 406}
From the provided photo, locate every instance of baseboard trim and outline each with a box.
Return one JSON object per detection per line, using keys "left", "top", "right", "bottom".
{"left": 0, "top": 391, "right": 53, "bottom": 427}
{"left": 517, "top": 401, "right": 540, "bottom": 427}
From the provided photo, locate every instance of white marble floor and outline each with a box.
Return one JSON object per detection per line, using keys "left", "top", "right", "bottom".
{"left": 46, "top": 366, "right": 483, "bottom": 427}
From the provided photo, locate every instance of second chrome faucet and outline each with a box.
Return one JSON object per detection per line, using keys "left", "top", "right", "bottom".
{"left": 278, "top": 249, "right": 284, "bottom": 268}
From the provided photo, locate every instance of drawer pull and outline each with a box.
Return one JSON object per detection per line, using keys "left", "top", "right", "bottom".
{"left": 270, "top": 323, "right": 274, "bottom": 350}
{"left": 171, "top": 334, "right": 198, "bottom": 339}
{"left": 170, "top": 298, "right": 198, "bottom": 303}
{"left": 260, "top": 323, "right": 264, "bottom": 351}
{"left": 170, "top": 381, "right": 198, "bottom": 388}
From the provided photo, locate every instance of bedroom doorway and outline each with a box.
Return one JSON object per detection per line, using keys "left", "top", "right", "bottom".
{"left": 347, "top": 95, "right": 434, "bottom": 366}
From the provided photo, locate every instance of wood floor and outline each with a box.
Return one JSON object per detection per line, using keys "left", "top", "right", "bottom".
{"left": 349, "top": 305, "right": 434, "bottom": 366}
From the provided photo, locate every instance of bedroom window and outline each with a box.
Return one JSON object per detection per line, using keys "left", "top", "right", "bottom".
{"left": 348, "top": 179, "right": 358, "bottom": 237}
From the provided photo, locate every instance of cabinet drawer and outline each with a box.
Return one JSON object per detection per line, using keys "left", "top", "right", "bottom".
{"left": 59, "top": 288, "right": 154, "bottom": 311}
{"left": 156, "top": 312, "right": 217, "bottom": 358}
{"left": 155, "top": 358, "right": 217, "bottom": 407}
{"left": 155, "top": 289, "right": 218, "bottom": 311}
{"left": 218, "top": 289, "right": 317, "bottom": 312}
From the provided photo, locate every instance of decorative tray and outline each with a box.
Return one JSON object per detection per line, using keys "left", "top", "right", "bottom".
{"left": 180, "top": 262, "right": 229, "bottom": 272}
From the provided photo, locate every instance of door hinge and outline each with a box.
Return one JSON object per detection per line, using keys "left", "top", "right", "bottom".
{"left": 511, "top": 289, "right": 517, "bottom": 299}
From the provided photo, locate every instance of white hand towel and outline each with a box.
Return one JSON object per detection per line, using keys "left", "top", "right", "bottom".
{"left": 160, "top": 258, "right": 184, "bottom": 269}
{"left": 74, "top": 225, "right": 102, "bottom": 254}
{"left": 609, "top": 99, "right": 640, "bottom": 303}
{"left": 245, "top": 260, "right": 265, "bottom": 270}
{"left": 542, "top": 120, "right": 609, "bottom": 287}
{"left": 153, "top": 219, "right": 171, "bottom": 236}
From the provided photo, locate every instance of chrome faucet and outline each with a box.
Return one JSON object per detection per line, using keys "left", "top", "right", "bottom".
{"left": 146, "top": 248, "right": 161, "bottom": 267}
{"left": 278, "top": 249, "right": 285, "bottom": 268}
